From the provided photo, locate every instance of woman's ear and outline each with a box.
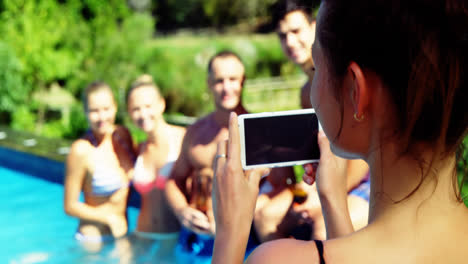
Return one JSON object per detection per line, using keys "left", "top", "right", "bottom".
{"left": 348, "top": 61, "right": 370, "bottom": 119}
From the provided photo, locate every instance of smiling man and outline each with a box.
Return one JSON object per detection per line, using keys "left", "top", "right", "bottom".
{"left": 252, "top": 0, "right": 370, "bottom": 243}
{"left": 165, "top": 51, "right": 249, "bottom": 257}
{"left": 274, "top": 0, "right": 317, "bottom": 108}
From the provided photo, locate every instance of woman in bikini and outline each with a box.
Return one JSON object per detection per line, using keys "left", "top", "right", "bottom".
{"left": 126, "top": 75, "right": 186, "bottom": 255}
{"left": 64, "top": 81, "right": 136, "bottom": 248}
{"left": 211, "top": 0, "right": 468, "bottom": 263}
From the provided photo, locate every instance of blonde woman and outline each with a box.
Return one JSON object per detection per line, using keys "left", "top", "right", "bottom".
{"left": 64, "top": 81, "right": 135, "bottom": 247}
{"left": 211, "top": 1, "right": 468, "bottom": 263}
{"left": 126, "top": 76, "right": 185, "bottom": 257}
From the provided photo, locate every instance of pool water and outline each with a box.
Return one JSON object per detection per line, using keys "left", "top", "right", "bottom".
{"left": 0, "top": 166, "right": 212, "bottom": 264}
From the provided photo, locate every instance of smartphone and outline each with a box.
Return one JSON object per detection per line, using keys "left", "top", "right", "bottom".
{"left": 238, "top": 109, "right": 321, "bottom": 170}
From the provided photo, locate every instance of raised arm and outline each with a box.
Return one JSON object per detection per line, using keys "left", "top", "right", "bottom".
{"left": 303, "top": 131, "right": 354, "bottom": 239}
{"left": 63, "top": 141, "right": 126, "bottom": 236}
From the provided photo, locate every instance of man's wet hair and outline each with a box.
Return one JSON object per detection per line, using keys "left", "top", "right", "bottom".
{"left": 207, "top": 50, "right": 244, "bottom": 75}
{"left": 270, "top": 0, "right": 319, "bottom": 27}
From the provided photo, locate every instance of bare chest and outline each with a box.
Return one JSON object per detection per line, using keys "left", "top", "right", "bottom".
{"left": 187, "top": 128, "right": 229, "bottom": 170}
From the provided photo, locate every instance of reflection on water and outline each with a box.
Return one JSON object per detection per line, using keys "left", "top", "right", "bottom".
{"left": 1, "top": 165, "right": 214, "bottom": 264}
{"left": 74, "top": 234, "right": 212, "bottom": 264}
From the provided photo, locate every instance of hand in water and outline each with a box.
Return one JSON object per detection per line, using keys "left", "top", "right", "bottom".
{"left": 106, "top": 213, "right": 128, "bottom": 238}
{"left": 177, "top": 206, "right": 214, "bottom": 235}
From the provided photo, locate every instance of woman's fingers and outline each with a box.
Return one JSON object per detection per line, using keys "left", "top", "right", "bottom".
{"left": 214, "top": 140, "right": 228, "bottom": 177}
{"left": 317, "top": 130, "right": 331, "bottom": 156}
{"left": 303, "top": 163, "right": 318, "bottom": 185}
{"left": 227, "top": 112, "right": 242, "bottom": 168}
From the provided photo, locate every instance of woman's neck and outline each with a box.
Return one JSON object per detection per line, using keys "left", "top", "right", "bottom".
{"left": 367, "top": 143, "right": 458, "bottom": 224}
{"left": 92, "top": 125, "right": 115, "bottom": 145}
{"left": 147, "top": 119, "right": 171, "bottom": 145}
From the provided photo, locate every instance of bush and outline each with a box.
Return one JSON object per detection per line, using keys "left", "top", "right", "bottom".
{"left": 0, "top": 0, "right": 297, "bottom": 140}
{"left": 0, "top": 42, "right": 31, "bottom": 115}
{"left": 153, "top": 0, "right": 278, "bottom": 31}
{"left": 146, "top": 34, "right": 297, "bottom": 116}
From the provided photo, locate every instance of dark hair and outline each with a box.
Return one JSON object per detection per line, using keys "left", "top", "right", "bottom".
{"left": 82, "top": 81, "right": 115, "bottom": 111}
{"left": 318, "top": 0, "right": 468, "bottom": 200}
{"left": 207, "top": 50, "right": 245, "bottom": 75}
{"left": 270, "top": 0, "right": 319, "bottom": 28}
{"left": 126, "top": 74, "right": 162, "bottom": 104}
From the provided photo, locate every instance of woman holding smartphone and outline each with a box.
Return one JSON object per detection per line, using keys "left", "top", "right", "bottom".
{"left": 64, "top": 81, "right": 135, "bottom": 248}
{"left": 211, "top": 0, "right": 468, "bottom": 263}
{"left": 126, "top": 75, "right": 185, "bottom": 255}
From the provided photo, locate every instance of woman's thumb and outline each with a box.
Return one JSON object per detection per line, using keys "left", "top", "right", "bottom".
{"left": 317, "top": 130, "right": 330, "bottom": 152}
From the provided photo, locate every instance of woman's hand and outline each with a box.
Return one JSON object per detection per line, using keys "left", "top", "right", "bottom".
{"left": 302, "top": 130, "right": 354, "bottom": 239}
{"left": 303, "top": 131, "right": 348, "bottom": 197}
{"left": 212, "top": 112, "right": 268, "bottom": 234}
{"left": 176, "top": 206, "right": 214, "bottom": 235}
{"left": 106, "top": 213, "right": 128, "bottom": 238}
{"left": 211, "top": 112, "right": 268, "bottom": 264}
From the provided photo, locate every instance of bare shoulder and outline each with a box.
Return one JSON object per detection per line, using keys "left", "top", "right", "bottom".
{"left": 187, "top": 113, "right": 213, "bottom": 131}
{"left": 69, "top": 139, "right": 92, "bottom": 159}
{"left": 183, "top": 113, "right": 214, "bottom": 139}
{"left": 170, "top": 124, "right": 187, "bottom": 138}
{"left": 247, "top": 230, "right": 381, "bottom": 264}
{"left": 246, "top": 239, "right": 321, "bottom": 264}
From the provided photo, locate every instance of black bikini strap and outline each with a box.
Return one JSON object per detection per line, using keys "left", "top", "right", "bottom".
{"left": 314, "top": 240, "right": 326, "bottom": 264}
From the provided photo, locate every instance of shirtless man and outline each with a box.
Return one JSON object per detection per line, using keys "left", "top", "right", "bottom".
{"left": 253, "top": 0, "right": 370, "bottom": 242}
{"left": 165, "top": 51, "right": 249, "bottom": 255}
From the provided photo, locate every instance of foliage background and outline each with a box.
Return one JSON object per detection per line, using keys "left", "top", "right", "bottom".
{"left": 0, "top": 0, "right": 466, "bottom": 194}
{"left": 0, "top": 0, "right": 298, "bottom": 140}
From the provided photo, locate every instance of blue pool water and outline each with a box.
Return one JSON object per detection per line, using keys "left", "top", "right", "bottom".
{"left": 0, "top": 148, "right": 213, "bottom": 264}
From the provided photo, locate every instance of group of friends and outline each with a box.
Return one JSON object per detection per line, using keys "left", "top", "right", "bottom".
{"left": 64, "top": 0, "right": 468, "bottom": 263}
{"left": 63, "top": 2, "right": 370, "bottom": 259}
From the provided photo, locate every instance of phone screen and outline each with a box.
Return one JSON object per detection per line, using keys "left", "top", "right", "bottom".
{"left": 242, "top": 112, "right": 320, "bottom": 167}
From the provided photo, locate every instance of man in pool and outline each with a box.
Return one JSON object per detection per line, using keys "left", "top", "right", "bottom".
{"left": 165, "top": 50, "right": 254, "bottom": 256}
{"left": 252, "top": 0, "right": 370, "bottom": 242}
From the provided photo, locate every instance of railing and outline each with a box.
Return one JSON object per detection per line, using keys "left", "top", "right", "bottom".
{"left": 0, "top": 75, "right": 308, "bottom": 161}
{"left": 243, "top": 75, "right": 307, "bottom": 112}
{"left": 0, "top": 125, "right": 71, "bottom": 162}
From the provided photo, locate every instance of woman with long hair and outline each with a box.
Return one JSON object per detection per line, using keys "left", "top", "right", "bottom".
{"left": 64, "top": 81, "right": 135, "bottom": 248}
{"left": 211, "top": 1, "right": 468, "bottom": 263}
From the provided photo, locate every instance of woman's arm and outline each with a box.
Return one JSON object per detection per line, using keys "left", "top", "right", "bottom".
{"left": 63, "top": 141, "right": 126, "bottom": 236}
{"left": 212, "top": 113, "right": 268, "bottom": 264}
{"left": 303, "top": 131, "right": 354, "bottom": 239}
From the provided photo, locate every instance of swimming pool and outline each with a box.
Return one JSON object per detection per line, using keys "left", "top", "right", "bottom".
{"left": 0, "top": 147, "right": 212, "bottom": 264}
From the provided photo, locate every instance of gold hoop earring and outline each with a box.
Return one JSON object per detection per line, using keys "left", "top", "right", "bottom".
{"left": 353, "top": 113, "right": 365, "bottom": 122}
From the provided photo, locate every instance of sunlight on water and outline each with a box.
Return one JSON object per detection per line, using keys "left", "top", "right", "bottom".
{"left": 0, "top": 166, "right": 212, "bottom": 263}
